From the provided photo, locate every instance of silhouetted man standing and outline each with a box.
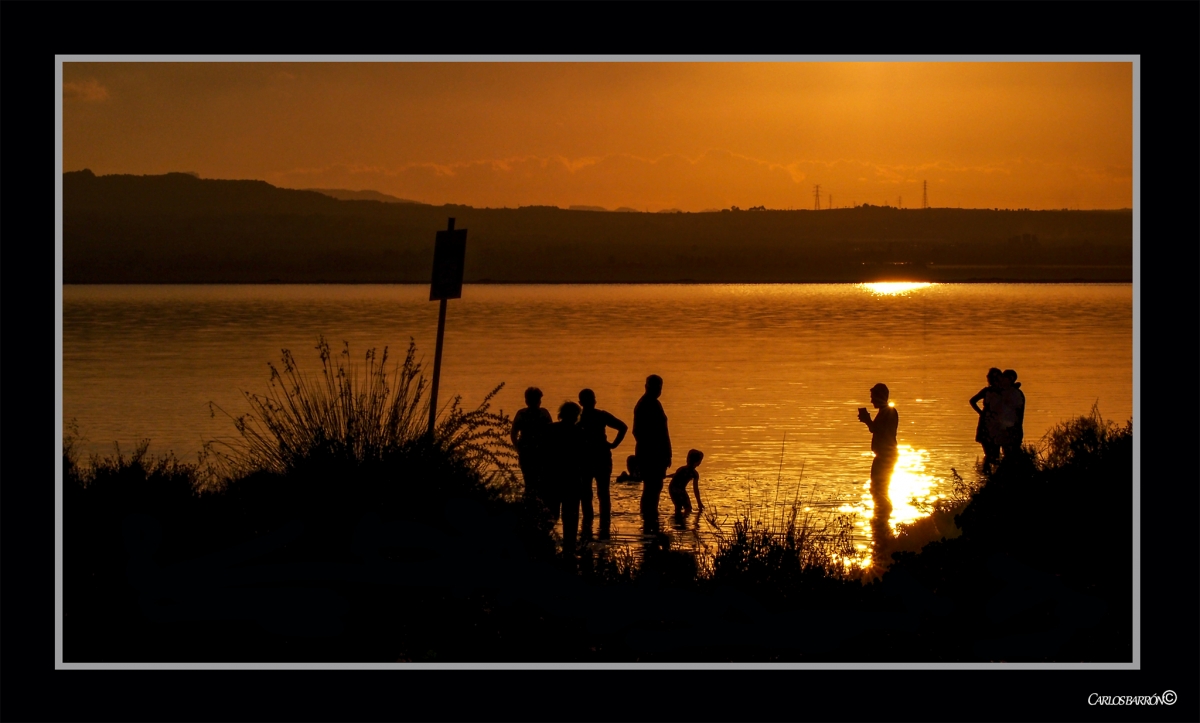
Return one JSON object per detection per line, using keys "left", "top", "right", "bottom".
{"left": 578, "top": 388, "right": 627, "bottom": 537}
{"left": 633, "top": 374, "right": 672, "bottom": 519}
{"left": 998, "top": 369, "right": 1026, "bottom": 460}
{"left": 859, "top": 383, "right": 899, "bottom": 548}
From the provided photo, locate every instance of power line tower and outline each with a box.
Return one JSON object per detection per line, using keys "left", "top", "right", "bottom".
{"left": 898, "top": 195, "right": 903, "bottom": 208}
{"left": 813, "top": 184, "right": 822, "bottom": 210}
{"left": 922, "top": 180, "right": 928, "bottom": 209}
{"left": 829, "top": 194, "right": 833, "bottom": 209}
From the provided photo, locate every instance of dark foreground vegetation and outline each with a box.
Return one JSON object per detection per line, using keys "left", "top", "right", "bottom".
{"left": 63, "top": 170, "right": 1131, "bottom": 283}
{"left": 63, "top": 342, "right": 1133, "bottom": 662}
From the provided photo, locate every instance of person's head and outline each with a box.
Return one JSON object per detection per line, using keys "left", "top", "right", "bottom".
{"left": 578, "top": 388, "right": 596, "bottom": 409}
{"left": 558, "top": 401, "right": 581, "bottom": 423}
{"left": 1001, "top": 369, "right": 1017, "bottom": 387}
{"left": 686, "top": 449, "right": 704, "bottom": 467}
{"left": 986, "top": 368, "right": 1003, "bottom": 385}
{"left": 645, "top": 374, "right": 664, "bottom": 398}
{"left": 870, "top": 383, "right": 890, "bottom": 409}
{"left": 524, "top": 387, "right": 543, "bottom": 408}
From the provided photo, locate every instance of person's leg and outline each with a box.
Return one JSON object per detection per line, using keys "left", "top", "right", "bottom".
{"left": 596, "top": 456, "right": 613, "bottom": 525}
{"left": 870, "top": 455, "right": 896, "bottom": 518}
{"left": 982, "top": 440, "right": 1000, "bottom": 471}
{"left": 668, "top": 485, "right": 684, "bottom": 514}
{"left": 582, "top": 468, "right": 595, "bottom": 526}
{"left": 1001, "top": 428, "right": 1025, "bottom": 460}
{"left": 641, "top": 470, "right": 665, "bottom": 516}
{"left": 561, "top": 479, "right": 578, "bottom": 557}
{"left": 544, "top": 471, "right": 561, "bottom": 524}
{"left": 520, "top": 457, "right": 537, "bottom": 504}
{"left": 578, "top": 476, "right": 594, "bottom": 540}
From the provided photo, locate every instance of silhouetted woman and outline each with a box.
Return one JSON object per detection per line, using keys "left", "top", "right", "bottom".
{"left": 512, "top": 387, "right": 553, "bottom": 512}
{"left": 969, "top": 368, "right": 1004, "bottom": 471}
{"left": 547, "top": 401, "right": 588, "bottom": 557}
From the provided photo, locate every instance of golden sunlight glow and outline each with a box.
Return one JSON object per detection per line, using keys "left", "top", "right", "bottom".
{"left": 63, "top": 63, "right": 1133, "bottom": 211}
{"left": 882, "top": 445, "right": 940, "bottom": 531}
{"left": 860, "top": 282, "right": 935, "bottom": 296}
{"left": 842, "top": 445, "right": 943, "bottom": 566}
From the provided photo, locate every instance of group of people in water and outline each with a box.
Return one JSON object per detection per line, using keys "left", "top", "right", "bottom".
{"left": 510, "top": 375, "right": 704, "bottom": 556}
{"left": 513, "top": 368, "right": 1027, "bottom": 558}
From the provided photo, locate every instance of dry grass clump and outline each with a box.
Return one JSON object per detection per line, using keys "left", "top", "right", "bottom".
{"left": 207, "top": 336, "right": 518, "bottom": 498}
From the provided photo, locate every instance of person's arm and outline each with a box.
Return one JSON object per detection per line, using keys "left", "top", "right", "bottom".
{"left": 607, "top": 413, "right": 628, "bottom": 449}
{"left": 692, "top": 471, "right": 703, "bottom": 510}
{"left": 510, "top": 414, "right": 521, "bottom": 447}
{"left": 859, "top": 407, "right": 875, "bottom": 431}
{"left": 663, "top": 407, "right": 672, "bottom": 468}
{"left": 969, "top": 389, "right": 985, "bottom": 415}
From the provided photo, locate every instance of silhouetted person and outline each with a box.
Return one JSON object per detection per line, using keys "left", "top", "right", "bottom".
{"left": 859, "top": 383, "right": 898, "bottom": 547}
{"left": 668, "top": 449, "right": 705, "bottom": 516}
{"left": 577, "top": 388, "right": 628, "bottom": 537}
{"left": 547, "top": 401, "right": 588, "bottom": 558}
{"left": 998, "top": 369, "right": 1026, "bottom": 460}
{"left": 615, "top": 455, "right": 642, "bottom": 484}
{"left": 512, "top": 387, "right": 552, "bottom": 512}
{"left": 633, "top": 375, "right": 672, "bottom": 520}
{"left": 969, "top": 368, "right": 1004, "bottom": 472}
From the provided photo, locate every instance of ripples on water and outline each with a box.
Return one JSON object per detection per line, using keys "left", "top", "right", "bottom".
{"left": 62, "top": 283, "right": 1132, "bottom": 555}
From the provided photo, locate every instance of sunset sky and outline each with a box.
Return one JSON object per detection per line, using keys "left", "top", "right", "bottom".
{"left": 61, "top": 61, "right": 1133, "bottom": 211}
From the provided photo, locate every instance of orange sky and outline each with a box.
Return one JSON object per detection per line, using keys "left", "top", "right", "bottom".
{"left": 62, "top": 62, "right": 1133, "bottom": 211}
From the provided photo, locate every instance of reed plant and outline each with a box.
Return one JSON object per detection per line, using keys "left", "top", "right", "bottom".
{"left": 207, "top": 337, "right": 518, "bottom": 498}
{"left": 701, "top": 465, "right": 862, "bottom": 589}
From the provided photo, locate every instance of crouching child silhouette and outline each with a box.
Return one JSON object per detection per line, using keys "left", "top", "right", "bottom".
{"left": 668, "top": 449, "right": 704, "bottom": 516}
{"left": 615, "top": 455, "right": 642, "bottom": 484}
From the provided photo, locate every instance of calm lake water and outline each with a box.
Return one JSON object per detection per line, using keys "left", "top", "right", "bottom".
{"left": 61, "top": 283, "right": 1133, "bottom": 558}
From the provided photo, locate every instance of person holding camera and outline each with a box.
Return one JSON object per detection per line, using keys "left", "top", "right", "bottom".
{"left": 859, "top": 383, "right": 899, "bottom": 544}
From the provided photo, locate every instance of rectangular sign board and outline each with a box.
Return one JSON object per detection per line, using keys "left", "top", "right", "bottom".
{"left": 429, "top": 228, "right": 467, "bottom": 300}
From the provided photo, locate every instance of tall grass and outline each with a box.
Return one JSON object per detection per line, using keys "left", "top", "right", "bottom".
{"left": 1035, "top": 402, "right": 1131, "bottom": 470}
{"left": 701, "top": 457, "right": 862, "bottom": 586}
{"left": 704, "top": 500, "right": 860, "bottom": 583}
{"left": 207, "top": 337, "right": 518, "bottom": 497}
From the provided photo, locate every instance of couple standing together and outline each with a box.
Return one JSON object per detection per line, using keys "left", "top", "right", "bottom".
{"left": 970, "top": 367, "right": 1026, "bottom": 471}
{"left": 511, "top": 374, "right": 683, "bottom": 552}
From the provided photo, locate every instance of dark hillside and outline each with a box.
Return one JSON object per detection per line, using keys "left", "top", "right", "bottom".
{"left": 63, "top": 171, "right": 1132, "bottom": 283}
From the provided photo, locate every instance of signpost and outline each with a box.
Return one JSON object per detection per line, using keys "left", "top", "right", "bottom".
{"left": 427, "top": 217, "right": 467, "bottom": 437}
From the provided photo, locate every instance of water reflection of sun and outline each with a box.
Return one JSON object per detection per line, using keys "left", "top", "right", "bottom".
{"left": 860, "top": 282, "right": 934, "bottom": 296}
{"left": 837, "top": 444, "right": 942, "bottom": 567}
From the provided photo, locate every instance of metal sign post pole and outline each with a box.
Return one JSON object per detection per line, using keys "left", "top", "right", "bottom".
{"left": 428, "top": 295, "right": 448, "bottom": 438}
{"left": 426, "top": 217, "right": 467, "bottom": 439}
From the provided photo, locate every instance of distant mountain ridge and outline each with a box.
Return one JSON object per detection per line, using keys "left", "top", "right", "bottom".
{"left": 62, "top": 170, "right": 1132, "bottom": 283}
{"left": 305, "top": 188, "right": 427, "bottom": 205}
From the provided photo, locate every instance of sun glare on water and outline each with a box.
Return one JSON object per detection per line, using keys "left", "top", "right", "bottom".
{"left": 838, "top": 444, "right": 943, "bottom": 568}
{"left": 860, "top": 282, "right": 934, "bottom": 296}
